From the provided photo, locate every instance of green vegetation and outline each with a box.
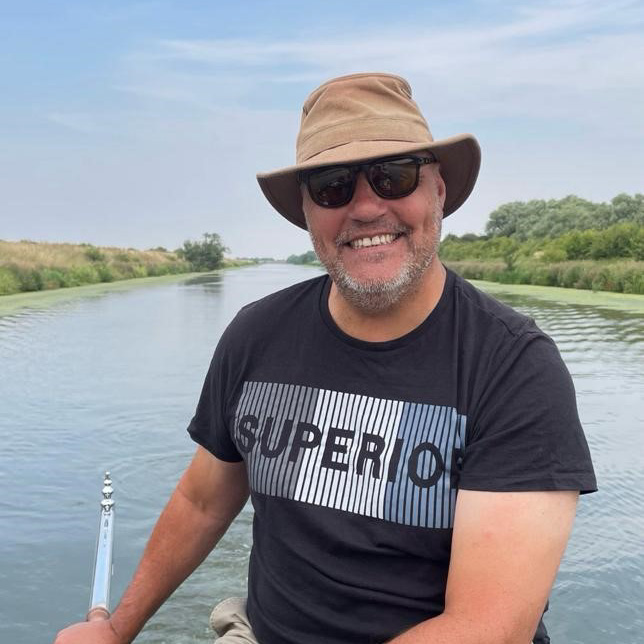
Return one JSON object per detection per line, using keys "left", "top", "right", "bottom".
{"left": 0, "top": 273, "right": 201, "bottom": 317}
{"left": 0, "top": 240, "right": 192, "bottom": 295}
{"left": 177, "top": 233, "right": 228, "bottom": 271}
{"left": 442, "top": 194, "right": 644, "bottom": 294}
{"left": 287, "top": 250, "right": 320, "bottom": 265}
{"left": 0, "top": 234, "right": 251, "bottom": 296}
{"left": 468, "top": 279, "right": 644, "bottom": 314}
{"left": 485, "top": 193, "right": 643, "bottom": 239}
{"left": 444, "top": 259, "right": 643, "bottom": 294}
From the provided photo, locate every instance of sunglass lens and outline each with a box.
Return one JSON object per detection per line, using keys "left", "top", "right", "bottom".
{"left": 369, "top": 158, "right": 418, "bottom": 198}
{"left": 308, "top": 167, "right": 354, "bottom": 207}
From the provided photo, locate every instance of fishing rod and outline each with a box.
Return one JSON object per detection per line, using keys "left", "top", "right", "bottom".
{"left": 87, "top": 471, "right": 115, "bottom": 622}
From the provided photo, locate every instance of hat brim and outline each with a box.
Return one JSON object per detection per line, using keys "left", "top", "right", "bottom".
{"left": 257, "top": 134, "right": 481, "bottom": 230}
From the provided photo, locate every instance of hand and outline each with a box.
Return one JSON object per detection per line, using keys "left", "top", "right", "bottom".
{"left": 54, "top": 618, "right": 126, "bottom": 644}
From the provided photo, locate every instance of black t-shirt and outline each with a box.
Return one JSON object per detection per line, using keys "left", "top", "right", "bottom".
{"left": 188, "top": 269, "right": 596, "bottom": 644}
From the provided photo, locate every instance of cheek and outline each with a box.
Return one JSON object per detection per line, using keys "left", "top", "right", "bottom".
{"left": 304, "top": 206, "right": 344, "bottom": 247}
{"left": 305, "top": 213, "right": 339, "bottom": 254}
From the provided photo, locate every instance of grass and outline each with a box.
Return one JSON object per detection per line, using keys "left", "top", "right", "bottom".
{"left": 0, "top": 240, "right": 192, "bottom": 296}
{"left": 445, "top": 259, "right": 644, "bottom": 294}
{"left": 0, "top": 240, "right": 258, "bottom": 298}
{"left": 469, "top": 279, "right": 644, "bottom": 314}
{"left": 2, "top": 262, "right": 641, "bottom": 318}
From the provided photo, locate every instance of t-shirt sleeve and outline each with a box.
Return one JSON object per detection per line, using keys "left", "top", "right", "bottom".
{"left": 459, "top": 330, "right": 597, "bottom": 494}
{"left": 187, "top": 337, "right": 243, "bottom": 463}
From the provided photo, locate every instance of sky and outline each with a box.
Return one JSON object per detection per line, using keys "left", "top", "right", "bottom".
{"left": 1, "top": 0, "right": 643, "bottom": 259}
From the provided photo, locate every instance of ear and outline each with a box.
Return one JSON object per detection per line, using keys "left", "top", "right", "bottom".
{"left": 434, "top": 166, "right": 447, "bottom": 210}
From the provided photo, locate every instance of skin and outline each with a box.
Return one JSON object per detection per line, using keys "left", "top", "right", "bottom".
{"left": 53, "top": 448, "right": 249, "bottom": 644}
{"left": 304, "top": 160, "right": 580, "bottom": 643}
{"left": 304, "top": 161, "right": 448, "bottom": 342}
{"left": 55, "top": 157, "right": 580, "bottom": 644}
{"left": 386, "top": 490, "right": 578, "bottom": 643}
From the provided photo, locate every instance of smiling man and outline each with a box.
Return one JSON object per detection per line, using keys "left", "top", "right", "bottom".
{"left": 55, "top": 73, "right": 596, "bottom": 644}
{"left": 305, "top": 153, "right": 444, "bottom": 318}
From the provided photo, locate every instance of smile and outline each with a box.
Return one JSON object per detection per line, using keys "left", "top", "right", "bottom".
{"left": 348, "top": 233, "right": 402, "bottom": 250}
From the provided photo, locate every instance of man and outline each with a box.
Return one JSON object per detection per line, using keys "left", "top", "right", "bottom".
{"left": 56, "top": 73, "right": 596, "bottom": 644}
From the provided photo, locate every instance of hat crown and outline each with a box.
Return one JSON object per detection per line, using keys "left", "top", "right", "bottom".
{"left": 256, "top": 72, "right": 481, "bottom": 230}
{"left": 296, "top": 73, "right": 434, "bottom": 164}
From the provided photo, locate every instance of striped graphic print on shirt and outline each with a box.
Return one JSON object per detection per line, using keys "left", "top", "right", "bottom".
{"left": 233, "top": 381, "right": 466, "bottom": 529}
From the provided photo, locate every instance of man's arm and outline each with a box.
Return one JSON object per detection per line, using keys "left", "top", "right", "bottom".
{"left": 54, "top": 446, "right": 249, "bottom": 644}
{"left": 388, "top": 489, "right": 578, "bottom": 644}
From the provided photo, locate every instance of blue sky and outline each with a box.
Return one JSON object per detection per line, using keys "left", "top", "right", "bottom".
{"left": 1, "top": 0, "right": 643, "bottom": 258}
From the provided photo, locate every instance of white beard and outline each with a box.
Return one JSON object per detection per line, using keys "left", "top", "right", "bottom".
{"left": 310, "top": 204, "right": 443, "bottom": 315}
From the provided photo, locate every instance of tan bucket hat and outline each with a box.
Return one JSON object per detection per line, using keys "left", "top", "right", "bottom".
{"left": 257, "top": 72, "right": 481, "bottom": 230}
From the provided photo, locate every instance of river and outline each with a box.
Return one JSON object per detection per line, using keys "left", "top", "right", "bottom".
{"left": 0, "top": 264, "right": 642, "bottom": 643}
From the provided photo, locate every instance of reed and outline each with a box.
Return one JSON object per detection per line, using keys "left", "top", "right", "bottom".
{"left": 445, "top": 259, "right": 644, "bottom": 294}
{"left": 0, "top": 240, "right": 192, "bottom": 295}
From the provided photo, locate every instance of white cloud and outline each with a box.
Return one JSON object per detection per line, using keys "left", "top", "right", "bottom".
{"left": 10, "top": 0, "right": 644, "bottom": 253}
{"left": 46, "top": 112, "right": 99, "bottom": 134}
{"left": 115, "top": 0, "right": 643, "bottom": 136}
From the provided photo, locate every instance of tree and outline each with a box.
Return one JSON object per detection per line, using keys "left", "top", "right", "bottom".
{"left": 485, "top": 194, "right": 644, "bottom": 240}
{"left": 178, "top": 233, "right": 228, "bottom": 271}
{"left": 286, "top": 250, "right": 318, "bottom": 265}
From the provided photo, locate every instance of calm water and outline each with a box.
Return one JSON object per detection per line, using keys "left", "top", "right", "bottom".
{"left": 0, "top": 264, "right": 642, "bottom": 644}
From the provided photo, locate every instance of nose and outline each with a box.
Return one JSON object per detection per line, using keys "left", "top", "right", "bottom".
{"left": 348, "top": 172, "right": 385, "bottom": 222}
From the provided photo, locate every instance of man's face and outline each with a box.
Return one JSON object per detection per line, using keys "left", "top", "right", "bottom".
{"left": 302, "top": 158, "right": 446, "bottom": 314}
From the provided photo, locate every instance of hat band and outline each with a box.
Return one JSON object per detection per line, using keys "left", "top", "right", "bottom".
{"left": 297, "top": 117, "right": 433, "bottom": 163}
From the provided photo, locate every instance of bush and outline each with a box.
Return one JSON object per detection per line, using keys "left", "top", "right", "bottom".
{"left": 589, "top": 224, "right": 631, "bottom": 259}
{"left": 560, "top": 264, "right": 583, "bottom": 289}
{"left": 0, "top": 267, "right": 21, "bottom": 295}
{"left": 0, "top": 241, "right": 197, "bottom": 296}
{"left": 623, "top": 269, "right": 644, "bottom": 294}
{"left": 539, "top": 247, "right": 567, "bottom": 263}
{"left": 287, "top": 250, "right": 319, "bottom": 265}
{"left": 85, "top": 246, "right": 105, "bottom": 262}
{"left": 16, "top": 268, "right": 44, "bottom": 291}
{"left": 132, "top": 264, "right": 148, "bottom": 278}
{"left": 444, "top": 259, "right": 643, "bottom": 293}
{"left": 66, "top": 265, "right": 100, "bottom": 286}
{"left": 178, "top": 233, "right": 228, "bottom": 271}
{"left": 96, "top": 263, "right": 114, "bottom": 282}
{"left": 40, "top": 268, "right": 68, "bottom": 289}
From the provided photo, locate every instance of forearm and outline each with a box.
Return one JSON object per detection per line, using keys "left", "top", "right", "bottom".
{"left": 109, "top": 483, "right": 236, "bottom": 643}
{"left": 387, "top": 612, "right": 528, "bottom": 644}
{"left": 388, "top": 490, "right": 578, "bottom": 644}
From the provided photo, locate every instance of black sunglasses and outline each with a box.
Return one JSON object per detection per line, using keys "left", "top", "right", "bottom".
{"left": 299, "top": 154, "right": 436, "bottom": 209}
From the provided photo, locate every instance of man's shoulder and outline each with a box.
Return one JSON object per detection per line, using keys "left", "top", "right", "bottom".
{"left": 448, "top": 269, "right": 538, "bottom": 339}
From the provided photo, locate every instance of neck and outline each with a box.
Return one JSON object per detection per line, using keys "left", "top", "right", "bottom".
{"left": 328, "top": 261, "right": 446, "bottom": 342}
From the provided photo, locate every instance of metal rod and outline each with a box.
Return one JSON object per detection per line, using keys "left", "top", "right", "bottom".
{"left": 87, "top": 471, "right": 115, "bottom": 621}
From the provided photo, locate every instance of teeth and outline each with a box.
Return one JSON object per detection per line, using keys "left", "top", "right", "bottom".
{"left": 350, "top": 233, "right": 397, "bottom": 249}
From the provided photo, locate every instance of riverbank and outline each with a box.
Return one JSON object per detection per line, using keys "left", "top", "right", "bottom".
{"left": 470, "top": 279, "right": 644, "bottom": 314}
{"left": 0, "top": 272, "right": 207, "bottom": 317}
{"left": 0, "top": 240, "right": 196, "bottom": 295}
{"left": 445, "top": 259, "right": 643, "bottom": 294}
{"left": 2, "top": 263, "right": 642, "bottom": 318}
{"left": 0, "top": 239, "right": 257, "bottom": 299}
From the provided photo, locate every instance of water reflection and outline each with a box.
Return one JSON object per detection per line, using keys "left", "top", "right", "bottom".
{"left": 0, "top": 266, "right": 641, "bottom": 644}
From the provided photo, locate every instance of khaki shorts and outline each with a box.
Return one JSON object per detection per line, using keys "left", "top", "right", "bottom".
{"left": 210, "top": 597, "right": 259, "bottom": 643}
